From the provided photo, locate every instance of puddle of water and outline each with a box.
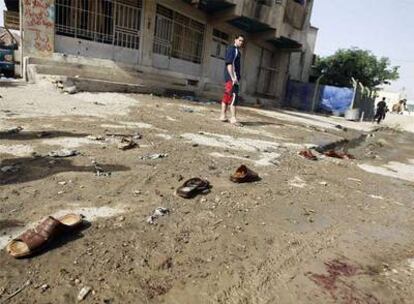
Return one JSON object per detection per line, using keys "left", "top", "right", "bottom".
{"left": 42, "top": 137, "right": 104, "bottom": 148}
{"left": 0, "top": 144, "right": 34, "bottom": 157}
{"left": 358, "top": 160, "right": 414, "bottom": 182}
{"left": 0, "top": 206, "right": 124, "bottom": 249}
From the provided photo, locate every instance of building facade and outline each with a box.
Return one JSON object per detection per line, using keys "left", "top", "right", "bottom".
{"left": 5, "top": 0, "right": 315, "bottom": 105}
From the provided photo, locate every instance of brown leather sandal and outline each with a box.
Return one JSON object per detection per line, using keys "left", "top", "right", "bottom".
{"left": 230, "top": 165, "right": 260, "bottom": 183}
{"left": 6, "top": 214, "right": 83, "bottom": 258}
{"left": 176, "top": 178, "right": 211, "bottom": 199}
{"left": 299, "top": 149, "right": 318, "bottom": 161}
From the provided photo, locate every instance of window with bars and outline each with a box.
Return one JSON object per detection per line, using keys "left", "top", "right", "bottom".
{"left": 55, "top": 0, "right": 142, "bottom": 50}
{"left": 211, "top": 29, "right": 229, "bottom": 59}
{"left": 154, "top": 5, "right": 205, "bottom": 64}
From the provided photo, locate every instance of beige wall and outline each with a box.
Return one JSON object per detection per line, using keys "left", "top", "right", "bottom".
{"left": 23, "top": 0, "right": 55, "bottom": 57}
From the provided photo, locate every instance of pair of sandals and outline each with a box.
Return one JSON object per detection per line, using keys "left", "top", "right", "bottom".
{"left": 176, "top": 165, "right": 260, "bottom": 199}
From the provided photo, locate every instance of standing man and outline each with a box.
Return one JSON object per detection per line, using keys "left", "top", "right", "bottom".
{"left": 220, "top": 34, "right": 245, "bottom": 127}
{"left": 374, "top": 97, "right": 387, "bottom": 124}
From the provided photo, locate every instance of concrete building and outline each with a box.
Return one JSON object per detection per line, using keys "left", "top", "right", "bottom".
{"left": 288, "top": 25, "right": 318, "bottom": 83}
{"left": 4, "top": 0, "right": 316, "bottom": 106}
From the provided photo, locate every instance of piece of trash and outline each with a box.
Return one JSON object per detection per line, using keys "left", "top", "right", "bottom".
{"left": 347, "top": 177, "right": 362, "bottom": 183}
{"left": 369, "top": 195, "right": 384, "bottom": 200}
{"left": 139, "top": 153, "right": 168, "bottom": 160}
{"left": 63, "top": 85, "right": 78, "bottom": 94}
{"left": 299, "top": 149, "right": 318, "bottom": 161}
{"left": 36, "top": 131, "right": 52, "bottom": 138}
{"left": 77, "top": 286, "right": 92, "bottom": 301}
{"left": 324, "top": 150, "right": 354, "bottom": 160}
{"left": 58, "top": 181, "right": 67, "bottom": 185}
{"left": 48, "top": 149, "right": 80, "bottom": 158}
{"left": 87, "top": 135, "right": 105, "bottom": 141}
{"left": 93, "top": 101, "right": 105, "bottom": 106}
{"left": 335, "top": 125, "right": 348, "bottom": 131}
{"left": 181, "top": 108, "right": 194, "bottom": 113}
{"left": 319, "top": 181, "right": 328, "bottom": 186}
{"left": 117, "top": 137, "right": 138, "bottom": 150}
{"left": 1, "top": 164, "right": 19, "bottom": 173}
{"left": 146, "top": 207, "right": 170, "bottom": 225}
{"left": 92, "top": 161, "right": 111, "bottom": 177}
{"left": 40, "top": 284, "right": 49, "bottom": 292}
{"left": 5, "top": 126, "right": 23, "bottom": 134}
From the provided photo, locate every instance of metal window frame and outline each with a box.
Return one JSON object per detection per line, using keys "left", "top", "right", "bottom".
{"left": 55, "top": 0, "right": 142, "bottom": 50}
{"left": 153, "top": 4, "right": 206, "bottom": 64}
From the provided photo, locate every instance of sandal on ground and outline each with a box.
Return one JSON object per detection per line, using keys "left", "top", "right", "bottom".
{"left": 176, "top": 178, "right": 211, "bottom": 199}
{"left": 324, "top": 150, "right": 354, "bottom": 159}
{"left": 298, "top": 149, "right": 318, "bottom": 161}
{"left": 230, "top": 165, "right": 260, "bottom": 183}
{"left": 7, "top": 214, "right": 83, "bottom": 258}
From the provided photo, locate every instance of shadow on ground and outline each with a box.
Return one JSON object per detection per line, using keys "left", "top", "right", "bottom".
{"left": 0, "top": 130, "right": 90, "bottom": 140}
{"left": 0, "top": 156, "right": 130, "bottom": 185}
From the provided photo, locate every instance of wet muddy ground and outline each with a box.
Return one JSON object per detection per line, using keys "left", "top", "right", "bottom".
{"left": 1, "top": 83, "right": 414, "bottom": 303}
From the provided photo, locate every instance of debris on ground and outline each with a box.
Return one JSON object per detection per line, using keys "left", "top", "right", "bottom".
{"left": 36, "top": 131, "right": 52, "bottom": 138}
{"left": 146, "top": 207, "right": 170, "bottom": 225}
{"left": 92, "top": 161, "right": 111, "bottom": 177}
{"left": 298, "top": 149, "right": 318, "bottom": 161}
{"left": 0, "top": 280, "right": 31, "bottom": 303}
{"left": 347, "top": 177, "right": 362, "bottom": 183}
{"left": 106, "top": 132, "right": 142, "bottom": 140}
{"left": 139, "top": 153, "right": 168, "bottom": 160}
{"left": 87, "top": 135, "right": 105, "bottom": 141}
{"left": 117, "top": 137, "right": 138, "bottom": 150}
{"left": 319, "top": 181, "right": 328, "bottom": 186}
{"left": 176, "top": 178, "right": 211, "bottom": 199}
{"left": 181, "top": 108, "right": 194, "bottom": 113}
{"left": 63, "top": 86, "right": 78, "bottom": 94}
{"left": 324, "top": 150, "right": 354, "bottom": 159}
{"left": 1, "top": 164, "right": 20, "bottom": 173}
{"left": 335, "top": 125, "right": 348, "bottom": 131}
{"left": 4, "top": 126, "right": 23, "bottom": 134}
{"left": 77, "top": 286, "right": 92, "bottom": 301}
{"left": 48, "top": 149, "right": 80, "bottom": 158}
{"left": 230, "top": 165, "right": 260, "bottom": 183}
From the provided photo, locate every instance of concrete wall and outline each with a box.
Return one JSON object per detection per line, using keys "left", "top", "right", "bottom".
{"left": 289, "top": 26, "right": 318, "bottom": 82}
{"left": 23, "top": 0, "right": 55, "bottom": 57}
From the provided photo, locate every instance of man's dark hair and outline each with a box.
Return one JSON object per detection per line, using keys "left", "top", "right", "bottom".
{"left": 235, "top": 34, "right": 245, "bottom": 40}
{"left": 382, "top": 97, "right": 386, "bottom": 100}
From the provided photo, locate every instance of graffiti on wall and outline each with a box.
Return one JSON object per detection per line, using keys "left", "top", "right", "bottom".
{"left": 23, "top": 0, "right": 54, "bottom": 55}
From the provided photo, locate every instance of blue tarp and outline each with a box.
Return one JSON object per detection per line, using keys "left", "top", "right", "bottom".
{"left": 318, "top": 85, "right": 354, "bottom": 115}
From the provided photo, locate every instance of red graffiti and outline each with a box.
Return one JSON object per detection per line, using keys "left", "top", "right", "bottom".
{"left": 24, "top": 0, "right": 53, "bottom": 28}
{"left": 34, "top": 31, "right": 52, "bottom": 53}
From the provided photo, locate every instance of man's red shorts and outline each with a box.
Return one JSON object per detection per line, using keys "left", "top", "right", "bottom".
{"left": 221, "top": 81, "right": 239, "bottom": 105}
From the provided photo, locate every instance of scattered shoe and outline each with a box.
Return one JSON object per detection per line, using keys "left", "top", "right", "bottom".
{"left": 117, "top": 137, "right": 138, "bottom": 150}
{"left": 299, "top": 149, "right": 318, "bottom": 161}
{"left": 7, "top": 214, "right": 83, "bottom": 258}
{"left": 324, "top": 150, "right": 354, "bottom": 159}
{"left": 176, "top": 178, "right": 211, "bottom": 199}
{"left": 230, "top": 165, "right": 260, "bottom": 183}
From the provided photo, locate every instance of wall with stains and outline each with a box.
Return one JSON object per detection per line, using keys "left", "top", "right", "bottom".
{"left": 23, "top": 0, "right": 55, "bottom": 57}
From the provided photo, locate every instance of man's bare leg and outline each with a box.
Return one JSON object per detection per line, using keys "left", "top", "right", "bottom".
{"left": 229, "top": 105, "right": 242, "bottom": 126}
{"left": 220, "top": 102, "right": 228, "bottom": 121}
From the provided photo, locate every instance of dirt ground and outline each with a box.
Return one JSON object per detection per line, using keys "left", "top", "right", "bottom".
{"left": 1, "top": 81, "right": 414, "bottom": 304}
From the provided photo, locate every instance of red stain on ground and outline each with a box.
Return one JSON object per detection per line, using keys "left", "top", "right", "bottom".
{"left": 307, "top": 259, "right": 380, "bottom": 304}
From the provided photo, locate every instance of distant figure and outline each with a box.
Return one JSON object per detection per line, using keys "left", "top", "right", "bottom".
{"left": 392, "top": 99, "right": 407, "bottom": 114}
{"left": 374, "top": 97, "right": 387, "bottom": 124}
{"left": 220, "top": 34, "right": 245, "bottom": 127}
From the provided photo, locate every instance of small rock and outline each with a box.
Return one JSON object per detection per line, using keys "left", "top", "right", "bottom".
{"left": 74, "top": 279, "right": 81, "bottom": 284}
{"left": 40, "top": 284, "right": 49, "bottom": 292}
{"left": 117, "top": 216, "right": 125, "bottom": 222}
{"left": 58, "top": 181, "right": 67, "bottom": 186}
{"left": 319, "top": 181, "right": 328, "bottom": 186}
{"left": 77, "top": 286, "right": 92, "bottom": 301}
